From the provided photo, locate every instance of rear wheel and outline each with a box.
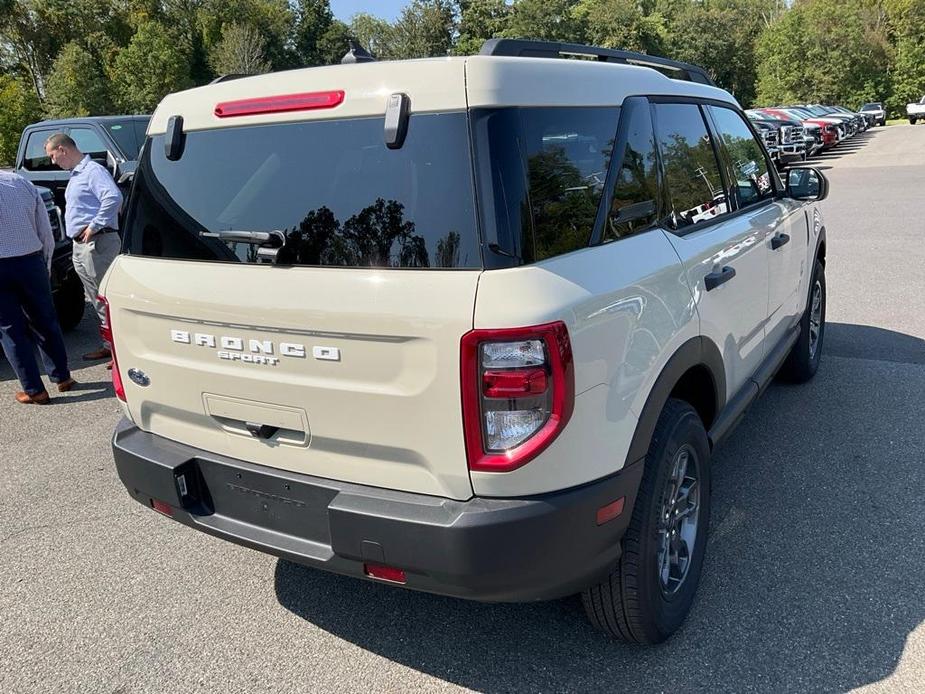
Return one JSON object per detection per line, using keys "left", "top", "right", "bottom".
{"left": 582, "top": 399, "right": 711, "bottom": 644}
{"left": 780, "top": 260, "right": 826, "bottom": 383}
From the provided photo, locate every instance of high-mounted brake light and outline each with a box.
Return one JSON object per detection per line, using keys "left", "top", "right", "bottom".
{"left": 461, "top": 322, "right": 574, "bottom": 473}
{"left": 214, "top": 90, "right": 345, "bottom": 118}
{"left": 98, "top": 295, "right": 125, "bottom": 402}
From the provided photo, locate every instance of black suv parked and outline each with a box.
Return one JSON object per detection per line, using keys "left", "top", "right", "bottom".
{"left": 36, "top": 185, "right": 85, "bottom": 330}
{"left": 15, "top": 115, "right": 150, "bottom": 213}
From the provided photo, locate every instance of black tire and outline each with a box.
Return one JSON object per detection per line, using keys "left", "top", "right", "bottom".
{"left": 582, "top": 399, "right": 711, "bottom": 644}
{"left": 53, "top": 273, "right": 86, "bottom": 332}
{"left": 779, "top": 260, "right": 826, "bottom": 383}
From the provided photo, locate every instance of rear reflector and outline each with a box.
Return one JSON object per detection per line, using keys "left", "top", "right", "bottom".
{"left": 214, "top": 90, "right": 345, "bottom": 118}
{"left": 364, "top": 563, "right": 406, "bottom": 584}
{"left": 596, "top": 497, "right": 625, "bottom": 526}
{"left": 151, "top": 499, "right": 173, "bottom": 517}
{"left": 482, "top": 368, "right": 548, "bottom": 398}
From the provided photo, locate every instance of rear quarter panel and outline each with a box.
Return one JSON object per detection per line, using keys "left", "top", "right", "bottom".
{"left": 471, "top": 230, "right": 697, "bottom": 497}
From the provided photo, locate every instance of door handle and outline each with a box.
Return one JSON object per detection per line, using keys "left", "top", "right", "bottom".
{"left": 771, "top": 233, "right": 790, "bottom": 250}
{"left": 705, "top": 266, "right": 736, "bottom": 291}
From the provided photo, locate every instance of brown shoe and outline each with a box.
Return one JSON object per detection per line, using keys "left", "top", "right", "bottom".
{"left": 105, "top": 360, "right": 113, "bottom": 371}
{"left": 57, "top": 378, "right": 77, "bottom": 393}
{"left": 15, "top": 390, "right": 50, "bottom": 405}
{"left": 83, "top": 348, "right": 112, "bottom": 361}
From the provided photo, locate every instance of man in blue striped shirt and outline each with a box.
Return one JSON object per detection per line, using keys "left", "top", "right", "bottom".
{"left": 45, "top": 133, "right": 123, "bottom": 366}
{"left": 0, "top": 170, "right": 75, "bottom": 404}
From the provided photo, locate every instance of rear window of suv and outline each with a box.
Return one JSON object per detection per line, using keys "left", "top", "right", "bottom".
{"left": 124, "top": 113, "right": 480, "bottom": 269}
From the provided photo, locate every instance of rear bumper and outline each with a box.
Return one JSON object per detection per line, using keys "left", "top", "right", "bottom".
{"left": 112, "top": 419, "right": 644, "bottom": 602}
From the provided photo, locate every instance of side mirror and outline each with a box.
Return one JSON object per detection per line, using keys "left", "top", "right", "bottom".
{"left": 786, "top": 166, "right": 829, "bottom": 201}
{"left": 116, "top": 160, "right": 137, "bottom": 185}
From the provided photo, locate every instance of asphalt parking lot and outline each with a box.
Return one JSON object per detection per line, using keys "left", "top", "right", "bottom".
{"left": 2, "top": 124, "right": 924, "bottom": 694}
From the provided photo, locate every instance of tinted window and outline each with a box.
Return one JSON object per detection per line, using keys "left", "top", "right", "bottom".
{"left": 708, "top": 106, "right": 775, "bottom": 207}
{"left": 124, "top": 113, "right": 480, "bottom": 269}
{"left": 473, "top": 107, "right": 618, "bottom": 263}
{"left": 68, "top": 128, "right": 108, "bottom": 163}
{"left": 106, "top": 119, "right": 149, "bottom": 159}
{"left": 604, "top": 104, "right": 658, "bottom": 242}
{"left": 653, "top": 103, "right": 728, "bottom": 231}
{"left": 22, "top": 129, "right": 58, "bottom": 171}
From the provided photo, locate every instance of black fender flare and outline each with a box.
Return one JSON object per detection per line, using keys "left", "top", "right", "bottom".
{"left": 623, "top": 336, "right": 726, "bottom": 468}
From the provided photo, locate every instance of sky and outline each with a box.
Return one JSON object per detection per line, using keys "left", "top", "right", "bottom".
{"left": 330, "top": 1, "right": 406, "bottom": 23}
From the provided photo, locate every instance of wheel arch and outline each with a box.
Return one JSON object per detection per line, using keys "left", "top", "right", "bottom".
{"left": 624, "top": 337, "right": 725, "bottom": 467}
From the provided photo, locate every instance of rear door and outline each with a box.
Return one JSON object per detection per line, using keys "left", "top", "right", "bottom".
{"left": 654, "top": 101, "right": 770, "bottom": 400}
{"left": 105, "top": 110, "right": 482, "bottom": 501}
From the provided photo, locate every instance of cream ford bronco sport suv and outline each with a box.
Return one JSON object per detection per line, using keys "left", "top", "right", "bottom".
{"left": 103, "top": 39, "right": 829, "bottom": 644}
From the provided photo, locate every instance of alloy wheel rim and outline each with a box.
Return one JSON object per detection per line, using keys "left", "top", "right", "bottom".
{"left": 657, "top": 445, "right": 701, "bottom": 596}
{"left": 809, "top": 280, "right": 823, "bottom": 360}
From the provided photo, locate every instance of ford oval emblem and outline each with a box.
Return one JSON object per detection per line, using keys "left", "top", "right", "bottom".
{"left": 127, "top": 368, "right": 150, "bottom": 387}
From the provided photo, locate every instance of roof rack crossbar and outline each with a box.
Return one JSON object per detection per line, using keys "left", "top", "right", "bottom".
{"left": 479, "top": 39, "right": 715, "bottom": 87}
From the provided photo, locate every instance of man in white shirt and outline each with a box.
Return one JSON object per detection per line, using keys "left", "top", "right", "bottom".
{"left": 0, "top": 170, "right": 75, "bottom": 404}
{"left": 44, "top": 132, "right": 122, "bottom": 367}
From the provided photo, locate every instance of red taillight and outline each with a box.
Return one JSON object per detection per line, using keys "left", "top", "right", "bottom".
{"left": 482, "top": 368, "right": 548, "bottom": 398}
{"left": 214, "top": 90, "right": 344, "bottom": 118}
{"left": 151, "top": 499, "right": 173, "bottom": 516}
{"left": 364, "top": 563, "right": 406, "bottom": 584}
{"left": 97, "top": 295, "right": 125, "bottom": 402}
{"left": 460, "top": 321, "right": 574, "bottom": 473}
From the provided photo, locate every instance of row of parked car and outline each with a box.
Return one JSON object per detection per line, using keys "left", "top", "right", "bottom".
{"left": 744, "top": 103, "right": 882, "bottom": 169}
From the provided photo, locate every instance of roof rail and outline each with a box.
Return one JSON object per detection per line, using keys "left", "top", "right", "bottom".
{"left": 479, "top": 39, "right": 716, "bottom": 87}
{"left": 209, "top": 74, "right": 249, "bottom": 84}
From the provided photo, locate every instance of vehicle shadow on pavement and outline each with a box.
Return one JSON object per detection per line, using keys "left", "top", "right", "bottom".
{"left": 275, "top": 322, "right": 925, "bottom": 693}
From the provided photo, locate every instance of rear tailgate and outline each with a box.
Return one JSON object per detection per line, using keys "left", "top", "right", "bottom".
{"left": 104, "top": 257, "right": 479, "bottom": 500}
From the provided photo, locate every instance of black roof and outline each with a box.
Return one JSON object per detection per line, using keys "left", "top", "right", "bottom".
{"left": 27, "top": 115, "right": 150, "bottom": 128}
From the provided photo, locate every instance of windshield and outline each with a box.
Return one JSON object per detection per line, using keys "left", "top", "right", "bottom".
{"left": 123, "top": 113, "right": 481, "bottom": 268}
{"left": 861, "top": 103, "right": 882, "bottom": 110}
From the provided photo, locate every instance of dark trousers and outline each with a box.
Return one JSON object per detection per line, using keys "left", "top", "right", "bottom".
{"left": 0, "top": 252, "right": 71, "bottom": 395}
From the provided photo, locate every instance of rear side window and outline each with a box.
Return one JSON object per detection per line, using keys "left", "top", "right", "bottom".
{"left": 708, "top": 106, "right": 775, "bottom": 207}
{"left": 22, "top": 130, "right": 57, "bottom": 171}
{"left": 68, "top": 128, "right": 109, "bottom": 164}
{"left": 472, "top": 107, "right": 619, "bottom": 263}
{"left": 653, "top": 103, "right": 728, "bottom": 231}
{"left": 603, "top": 104, "right": 659, "bottom": 242}
{"left": 124, "top": 113, "right": 480, "bottom": 268}
{"left": 106, "top": 120, "right": 148, "bottom": 159}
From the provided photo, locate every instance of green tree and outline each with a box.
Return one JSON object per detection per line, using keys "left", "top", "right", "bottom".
{"left": 0, "top": 73, "right": 42, "bottom": 165}
{"left": 208, "top": 22, "right": 272, "bottom": 76}
{"left": 574, "top": 0, "right": 665, "bottom": 55}
{"left": 390, "top": 0, "right": 456, "bottom": 59}
{"left": 454, "top": 0, "right": 511, "bottom": 55}
{"left": 199, "top": 0, "right": 296, "bottom": 70}
{"left": 111, "top": 20, "right": 192, "bottom": 113}
{"left": 293, "top": 0, "right": 339, "bottom": 66}
{"left": 315, "top": 19, "right": 352, "bottom": 65}
{"left": 504, "top": 0, "right": 586, "bottom": 43}
{"left": 755, "top": 0, "right": 890, "bottom": 108}
{"left": 43, "top": 39, "right": 113, "bottom": 117}
{"left": 885, "top": 0, "right": 925, "bottom": 115}
{"left": 349, "top": 12, "right": 398, "bottom": 59}
{"left": 669, "top": 0, "right": 766, "bottom": 106}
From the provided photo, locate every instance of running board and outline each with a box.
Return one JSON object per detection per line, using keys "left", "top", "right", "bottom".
{"left": 708, "top": 325, "right": 800, "bottom": 448}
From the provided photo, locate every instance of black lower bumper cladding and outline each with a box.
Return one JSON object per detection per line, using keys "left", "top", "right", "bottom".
{"left": 112, "top": 419, "right": 643, "bottom": 602}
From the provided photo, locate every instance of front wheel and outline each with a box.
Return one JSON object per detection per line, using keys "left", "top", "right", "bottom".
{"left": 582, "top": 399, "right": 711, "bottom": 644}
{"left": 780, "top": 260, "right": 826, "bottom": 383}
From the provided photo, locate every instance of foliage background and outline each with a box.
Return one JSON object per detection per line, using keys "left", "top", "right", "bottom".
{"left": 2, "top": 0, "right": 924, "bottom": 164}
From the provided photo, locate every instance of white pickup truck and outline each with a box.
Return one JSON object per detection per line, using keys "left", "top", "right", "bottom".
{"left": 908, "top": 96, "right": 925, "bottom": 124}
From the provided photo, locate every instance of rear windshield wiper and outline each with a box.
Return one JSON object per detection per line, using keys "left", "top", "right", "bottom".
{"left": 199, "top": 229, "right": 285, "bottom": 246}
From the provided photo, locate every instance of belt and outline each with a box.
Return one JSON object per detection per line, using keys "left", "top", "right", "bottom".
{"left": 72, "top": 228, "right": 118, "bottom": 243}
